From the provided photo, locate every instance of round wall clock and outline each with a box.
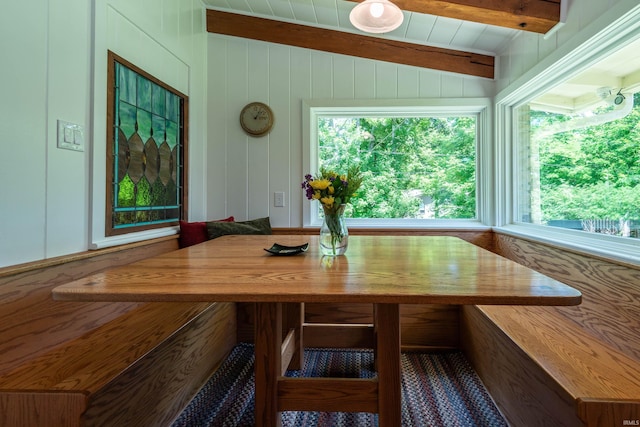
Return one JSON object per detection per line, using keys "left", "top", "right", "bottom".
{"left": 240, "top": 102, "right": 274, "bottom": 137}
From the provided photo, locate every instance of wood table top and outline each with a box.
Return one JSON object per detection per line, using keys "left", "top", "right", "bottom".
{"left": 52, "top": 235, "right": 581, "bottom": 306}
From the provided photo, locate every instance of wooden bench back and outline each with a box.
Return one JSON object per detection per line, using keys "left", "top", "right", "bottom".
{"left": 480, "top": 233, "right": 640, "bottom": 426}
{"left": 0, "top": 236, "right": 179, "bottom": 376}
{"left": 495, "top": 233, "right": 640, "bottom": 361}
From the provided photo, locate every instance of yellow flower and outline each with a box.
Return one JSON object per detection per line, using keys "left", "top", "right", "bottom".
{"left": 320, "top": 196, "right": 335, "bottom": 208}
{"left": 328, "top": 185, "right": 335, "bottom": 194}
{"left": 312, "top": 191, "right": 321, "bottom": 200}
{"left": 310, "top": 179, "right": 331, "bottom": 190}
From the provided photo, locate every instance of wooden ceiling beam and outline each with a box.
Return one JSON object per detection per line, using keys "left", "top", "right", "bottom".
{"left": 348, "top": 0, "right": 561, "bottom": 34}
{"left": 206, "top": 10, "right": 494, "bottom": 79}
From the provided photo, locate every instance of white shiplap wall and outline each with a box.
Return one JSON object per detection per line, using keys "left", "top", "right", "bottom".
{"left": 206, "top": 35, "right": 496, "bottom": 227}
{"left": 5, "top": 0, "right": 634, "bottom": 267}
{"left": 89, "top": 0, "right": 207, "bottom": 248}
{"left": 0, "top": 0, "right": 207, "bottom": 267}
{"left": 1, "top": 0, "right": 91, "bottom": 267}
{"left": 497, "top": 0, "right": 638, "bottom": 93}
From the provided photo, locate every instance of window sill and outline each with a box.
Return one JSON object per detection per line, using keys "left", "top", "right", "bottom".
{"left": 305, "top": 218, "right": 491, "bottom": 231}
{"left": 90, "top": 226, "right": 179, "bottom": 250}
{"left": 495, "top": 223, "right": 640, "bottom": 268}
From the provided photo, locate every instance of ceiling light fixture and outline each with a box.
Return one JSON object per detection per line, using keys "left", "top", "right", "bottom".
{"left": 349, "top": 0, "right": 404, "bottom": 34}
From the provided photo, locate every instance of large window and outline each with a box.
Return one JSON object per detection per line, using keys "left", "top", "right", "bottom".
{"left": 496, "top": 6, "right": 640, "bottom": 264}
{"left": 517, "top": 93, "right": 640, "bottom": 239}
{"left": 319, "top": 117, "right": 476, "bottom": 219}
{"left": 303, "top": 100, "right": 491, "bottom": 227}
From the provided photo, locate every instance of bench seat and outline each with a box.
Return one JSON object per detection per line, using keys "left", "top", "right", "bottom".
{"left": 0, "top": 301, "right": 236, "bottom": 427}
{"left": 463, "top": 305, "right": 640, "bottom": 427}
{"left": 1, "top": 301, "right": 212, "bottom": 392}
{"left": 0, "top": 237, "right": 237, "bottom": 427}
{"left": 462, "top": 233, "right": 640, "bottom": 427}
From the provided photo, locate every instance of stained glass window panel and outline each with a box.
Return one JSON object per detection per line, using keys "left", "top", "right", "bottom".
{"left": 152, "top": 83, "right": 166, "bottom": 117}
{"left": 106, "top": 51, "right": 188, "bottom": 236}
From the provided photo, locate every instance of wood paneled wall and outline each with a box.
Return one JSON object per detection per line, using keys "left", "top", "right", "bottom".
{"left": 273, "top": 228, "right": 495, "bottom": 252}
{"left": 494, "top": 233, "right": 640, "bottom": 359}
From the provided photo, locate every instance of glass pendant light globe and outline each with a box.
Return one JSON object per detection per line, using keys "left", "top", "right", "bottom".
{"left": 349, "top": 0, "right": 404, "bottom": 34}
{"left": 369, "top": 3, "right": 384, "bottom": 18}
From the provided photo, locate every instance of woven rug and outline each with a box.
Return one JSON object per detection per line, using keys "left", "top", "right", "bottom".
{"left": 172, "top": 343, "right": 507, "bottom": 427}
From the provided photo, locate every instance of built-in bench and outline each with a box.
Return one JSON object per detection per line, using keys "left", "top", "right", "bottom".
{"left": 462, "top": 233, "right": 640, "bottom": 427}
{"left": 0, "top": 236, "right": 236, "bottom": 427}
{"left": 7, "top": 227, "right": 638, "bottom": 426}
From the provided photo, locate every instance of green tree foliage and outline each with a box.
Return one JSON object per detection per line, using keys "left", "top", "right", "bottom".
{"left": 318, "top": 116, "right": 476, "bottom": 219}
{"left": 531, "top": 93, "right": 640, "bottom": 223}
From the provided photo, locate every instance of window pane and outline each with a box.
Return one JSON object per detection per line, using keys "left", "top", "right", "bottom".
{"left": 518, "top": 93, "right": 640, "bottom": 238}
{"left": 318, "top": 116, "right": 476, "bottom": 219}
{"left": 107, "top": 51, "right": 187, "bottom": 236}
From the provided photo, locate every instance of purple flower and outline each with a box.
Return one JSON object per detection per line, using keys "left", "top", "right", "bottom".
{"left": 305, "top": 187, "right": 314, "bottom": 199}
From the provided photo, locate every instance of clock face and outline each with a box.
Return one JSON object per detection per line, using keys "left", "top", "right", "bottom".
{"left": 240, "top": 102, "right": 274, "bottom": 136}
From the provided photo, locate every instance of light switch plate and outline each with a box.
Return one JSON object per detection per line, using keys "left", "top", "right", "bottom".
{"left": 274, "top": 191, "right": 285, "bottom": 207}
{"left": 57, "top": 120, "right": 84, "bottom": 152}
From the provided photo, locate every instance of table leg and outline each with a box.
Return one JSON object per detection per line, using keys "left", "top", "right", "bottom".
{"left": 373, "top": 304, "right": 378, "bottom": 372}
{"left": 283, "top": 302, "right": 304, "bottom": 370}
{"left": 254, "top": 302, "right": 283, "bottom": 427}
{"left": 374, "top": 303, "right": 401, "bottom": 426}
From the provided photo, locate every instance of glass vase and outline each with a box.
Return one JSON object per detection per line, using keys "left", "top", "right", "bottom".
{"left": 320, "top": 204, "right": 349, "bottom": 256}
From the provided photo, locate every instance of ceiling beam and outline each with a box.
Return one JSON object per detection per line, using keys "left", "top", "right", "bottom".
{"left": 206, "top": 10, "right": 494, "bottom": 79}
{"left": 348, "top": 0, "right": 561, "bottom": 34}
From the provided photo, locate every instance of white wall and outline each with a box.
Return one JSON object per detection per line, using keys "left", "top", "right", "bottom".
{"left": 90, "top": 0, "right": 207, "bottom": 249}
{"left": 1, "top": 0, "right": 90, "bottom": 267}
{"left": 0, "top": 0, "right": 207, "bottom": 267}
{"left": 497, "top": 0, "right": 639, "bottom": 92}
{"left": 3, "top": 0, "right": 635, "bottom": 267}
{"left": 206, "top": 36, "right": 496, "bottom": 227}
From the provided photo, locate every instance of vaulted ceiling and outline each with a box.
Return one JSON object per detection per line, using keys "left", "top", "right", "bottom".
{"left": 203, "top": 0, "right": 563, "bottom": 79}
{"left": 204, "top": 1, "right": 640, "bottom": 112}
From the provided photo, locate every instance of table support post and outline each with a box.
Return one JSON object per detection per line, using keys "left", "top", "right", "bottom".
{"left": 283, "top": 302, "right": 303, "bottom": 370}
{"left": 255, "top": 302, "right": 283, "bottom": 427}
{"left": 374, "top": 303, "right": 401, "bottom": 426}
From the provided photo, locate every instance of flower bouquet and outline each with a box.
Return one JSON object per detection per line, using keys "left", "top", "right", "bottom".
{"left": 302, "top": 165, "right": 363, "bottom": 255}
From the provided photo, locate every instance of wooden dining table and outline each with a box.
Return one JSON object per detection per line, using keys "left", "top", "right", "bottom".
{"left": 52, "top": 235, "right": 582, "bottom": 427}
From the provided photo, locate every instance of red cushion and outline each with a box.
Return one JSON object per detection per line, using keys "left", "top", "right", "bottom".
{"left": 179, "top": 217, "right": 234, "bottom": 248}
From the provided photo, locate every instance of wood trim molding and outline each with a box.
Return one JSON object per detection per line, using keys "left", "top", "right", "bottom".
{"left": 348, "top": 0, "right": 561, "bottom": 34}
{"left": 206, "top": 10, "right": 494, "bottom": 79}
{"left": 0, "top": 235, "right": 178, "bottom": 278}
